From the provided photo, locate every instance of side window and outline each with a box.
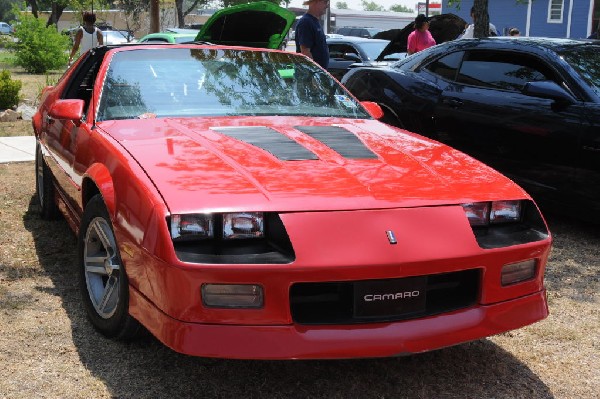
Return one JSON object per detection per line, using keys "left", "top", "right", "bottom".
{"left": 456, "top": 50, "right": 553, "bottom": 91}
{"left": 145, "top": 38, "right": 169, "bottom": 43}
{"left": 62, "top": 52, "right": 104, "bottom": 115}
{"left": 328, "top": 44, "right": 359, "bottom": 59}
{"left": 424, "top": 51, "right": 464, "bottom": 81}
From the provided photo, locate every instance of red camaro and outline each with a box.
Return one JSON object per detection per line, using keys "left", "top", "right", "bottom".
{"left": 33, "top": 43, "right": 552, "bottom": 359}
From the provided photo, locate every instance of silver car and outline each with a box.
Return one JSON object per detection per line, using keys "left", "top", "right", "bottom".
{"left": 0, "top": 22, "right": 13, "bottom": 35}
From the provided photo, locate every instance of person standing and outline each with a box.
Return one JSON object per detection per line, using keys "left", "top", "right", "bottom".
{"left": 407, "top": 14, "right": 436, "bottom": 55}
{"left": 295, "top": 0, "right": 329, "bottom": 68}
{"left": 68, "top": 12, "right": 103, "bottom": 66}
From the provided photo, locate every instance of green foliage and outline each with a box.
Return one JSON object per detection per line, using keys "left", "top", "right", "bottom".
{"left": 335, "top": 1, "right": 348, "bottom": 9}
{"left": 389, "top": 4, "right": 413, "bottom": 12}
{"left": 0, "top": 0, "right": 20, "bottom": 22}
{"left": 361, "top": 0, "right": 384, "bottom": 11}
{"left": 0, "top": 69, "right": 22, "bottom": 110}
{"left": 8, "top": 13, "right": 70, "bottom": 74}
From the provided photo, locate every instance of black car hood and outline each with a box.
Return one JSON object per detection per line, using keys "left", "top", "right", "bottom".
{"left": 374, "top": 13, "right": 467, "bottom": 60}
{"left": 194, "top": 1, "right": 295, "bottom": 49}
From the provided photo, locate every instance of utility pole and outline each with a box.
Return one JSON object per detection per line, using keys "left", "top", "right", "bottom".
{"left": 150, "top": 0, "right": 160, "bottom": 33}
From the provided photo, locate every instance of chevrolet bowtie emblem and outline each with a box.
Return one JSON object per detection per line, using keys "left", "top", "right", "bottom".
{"left": 386, "top": 230, "right": 397, "bottom": 245}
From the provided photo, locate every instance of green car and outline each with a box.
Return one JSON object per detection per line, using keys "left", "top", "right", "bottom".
{"left": 138, "top": 28, "right": 199, "bottom": 44}
{"left": 195, "top": 1, "right": 294, "bottom": 49}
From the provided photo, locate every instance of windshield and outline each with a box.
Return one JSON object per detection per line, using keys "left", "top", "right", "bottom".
{"left": 360, "top": 40, "right": 390, "bottom": 61}
{"left": 97, "top": 48, "right": 370, "bottom": 121}
{"left": 559, "top": 44, "right": 600, "bottom": 98}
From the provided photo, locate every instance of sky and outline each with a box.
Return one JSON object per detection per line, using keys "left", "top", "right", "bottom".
{"left": 287, "top": 0, "right": 422, "bottom": 12}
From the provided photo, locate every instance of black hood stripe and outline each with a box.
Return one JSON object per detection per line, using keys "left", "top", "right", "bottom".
{"left": 295, "top": 126, "right": 378, "bottom": 159}
{"left": 212, "top": 126, "right": 318, "bottom": 161}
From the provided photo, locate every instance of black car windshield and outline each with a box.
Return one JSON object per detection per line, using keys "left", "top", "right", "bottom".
{"left": 97, "top": 48, "right": 370, "bottom": 121}
{"left": 559, "top": 44, "right": 600, "bottom": 98}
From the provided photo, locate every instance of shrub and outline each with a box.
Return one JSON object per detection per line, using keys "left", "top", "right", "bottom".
{"left": 0, "top": 69, "right": 22, "bottom": 110}
{"left": 8, "top": 13, "right": 70, "bottom": 74}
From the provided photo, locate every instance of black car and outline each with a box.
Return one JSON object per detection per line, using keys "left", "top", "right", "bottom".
{"left": 335, "top": 27, "right": 382, "bottom": 39}
{"left": 326, "top": 36, "right": 405, "bottom": 81}
{"left": 342, "top": 37, "right": 600, "bottom": 222}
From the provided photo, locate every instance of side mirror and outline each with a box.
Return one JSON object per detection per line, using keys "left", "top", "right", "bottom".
{"left": 49, "top": 99, "right": 85, "bottom": 125}
{"left": 522, "top": 81, "right": 576, "bottom": 105}
{"left": 361, "top": 101, "right": 384, "bottom": 120}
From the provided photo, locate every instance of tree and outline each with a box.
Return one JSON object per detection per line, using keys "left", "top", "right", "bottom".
{"left": 0, "top": 0, "right": 20, "bottom": 22}
{"left": 335, "top": 1, "right": 348, "bottom": 9}
{"left": 389, "top": 4, "right": 413, "bottom": 13}
{"left": 176, "top": 0, "right": 209, "bottom": 28}
{"left": 361, "top": 0, "right": 384, "bottom": 12}
{"left": 448, "top": 0, "right": 531, "bottom": 38}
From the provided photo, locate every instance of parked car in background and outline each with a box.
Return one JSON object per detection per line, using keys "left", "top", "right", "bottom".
{"left": 32, "top": 38, "right": 551, "bottom": 359}
{"left": 342, "top": 37, "right": 600, "bottom": 222}
{"left": 102, "top": 30, "right": 133, "bottom": 45}
{"left": 0, "top": 22, "right": 14, "bottom": 35}
{"left": 336, "top": 26, "right": 382, "bottom": 38}
{"left": 138, "top": 29, "right": 199, "bottom": 44}
{"left": 326, "top": 36, "right": 405, "bottom": 80}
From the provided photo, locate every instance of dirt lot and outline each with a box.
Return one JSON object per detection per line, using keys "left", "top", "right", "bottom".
{"left": 0, "top": 63, "right": 599, "bottom": 398}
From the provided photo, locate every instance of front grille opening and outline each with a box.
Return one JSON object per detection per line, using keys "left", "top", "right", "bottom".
{"left": 290, "top": 269, "right": 480, "bottom": 325}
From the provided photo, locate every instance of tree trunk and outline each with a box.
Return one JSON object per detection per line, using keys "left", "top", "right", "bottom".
{"left": 27, "top": 0, "right": 39, "bottom": 19}
{"left": 176, "top": 0, "right": 185, "bottom": 28}
{"left": 46, "top": 3, "right": 66, "bottom": 28}
{"left": 150, "top": 0, "right": 160, "bottom": 33}
{"left": 473, "top": 0, "right": 489, "bottom": 38}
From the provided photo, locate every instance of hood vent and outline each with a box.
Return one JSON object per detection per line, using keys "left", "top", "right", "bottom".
{"left": 212, "top": 126, "right": 318, "bottom": 161}
{"left": 295, "top": 126, "right": 378, "bottom": 159}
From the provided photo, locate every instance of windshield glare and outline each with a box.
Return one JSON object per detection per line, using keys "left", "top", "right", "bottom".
{"left": 97, "top": 48, "right": 370, "bottom": 121}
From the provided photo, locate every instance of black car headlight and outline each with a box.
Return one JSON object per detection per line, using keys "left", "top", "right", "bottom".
{"left": 168, "top": 212, "right": 294, "bottom": 264}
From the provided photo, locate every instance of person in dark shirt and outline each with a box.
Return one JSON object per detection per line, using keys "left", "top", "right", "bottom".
{"left": 295, "top": 0, "right": 330, "bottom": 68}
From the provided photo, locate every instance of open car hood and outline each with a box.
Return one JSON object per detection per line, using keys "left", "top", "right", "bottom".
{"left": 374, "top": 13, "right": 467, "bottom": 61}
{"left": 194, "top": 1, "right": 295, "bottom": 49}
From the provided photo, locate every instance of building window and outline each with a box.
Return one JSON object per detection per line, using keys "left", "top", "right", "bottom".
{"left": 547, "top": 0, "right": 564, "bottom": 23}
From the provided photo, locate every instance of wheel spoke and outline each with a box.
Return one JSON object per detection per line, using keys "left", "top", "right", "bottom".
{"left": 92, "top": 220, "right": 115, "bottom": 258}
{"left": 98, "top": 275, "right": 118, "bottom": 314}
{"left": 85, "top": 264, "right": 108, "bottom": 275}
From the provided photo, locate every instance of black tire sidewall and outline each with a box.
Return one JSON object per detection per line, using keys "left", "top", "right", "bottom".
{"left": 35, "top": 145, "right": 59, "bottom": 220}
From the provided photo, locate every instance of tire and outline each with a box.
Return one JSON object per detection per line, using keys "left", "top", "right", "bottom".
{"left": 78, "top": 194, "right": 141, "bottom": 340}
{"left": 35, "top": 144, "right": 59, "bottom": 220}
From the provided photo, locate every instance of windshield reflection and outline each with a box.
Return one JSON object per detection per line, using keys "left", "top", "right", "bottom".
{"left": 97, "top": 48, "right": 370, "bottom": 121}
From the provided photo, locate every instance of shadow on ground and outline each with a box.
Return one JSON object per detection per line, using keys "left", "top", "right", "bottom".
{"left": 24, "top": 195, "right": 556, "bottom": 399}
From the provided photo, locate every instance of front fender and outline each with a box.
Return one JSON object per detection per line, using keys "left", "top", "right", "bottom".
{"left": 83, "top": 162, "right": 116, "bottom": 218}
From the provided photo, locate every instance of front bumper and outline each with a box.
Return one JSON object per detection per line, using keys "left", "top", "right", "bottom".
{"left": 129, "top": 287, "right": 548, "bottom": 359}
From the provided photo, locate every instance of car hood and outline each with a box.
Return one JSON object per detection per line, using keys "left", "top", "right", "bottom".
{"left": 374, "top": 13, "right": 467, "bottom": 60}
{"left": 98, "top": 116, "right": 527, "bottom": 213}
{"left": 194, "top": 1, "right": 294, "bottom": 49}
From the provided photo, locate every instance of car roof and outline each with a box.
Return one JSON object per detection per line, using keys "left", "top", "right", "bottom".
{"left": 442, "top": 36, "right": 598, "bottom": 52}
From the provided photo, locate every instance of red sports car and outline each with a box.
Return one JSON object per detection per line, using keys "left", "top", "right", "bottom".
{"left": 33, "top": 43, "right": 552, "bottom": 359}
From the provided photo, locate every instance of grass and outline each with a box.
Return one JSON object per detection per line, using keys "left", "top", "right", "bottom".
{"left": 0, "top": 65, "right": 599, "bottom": 399}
